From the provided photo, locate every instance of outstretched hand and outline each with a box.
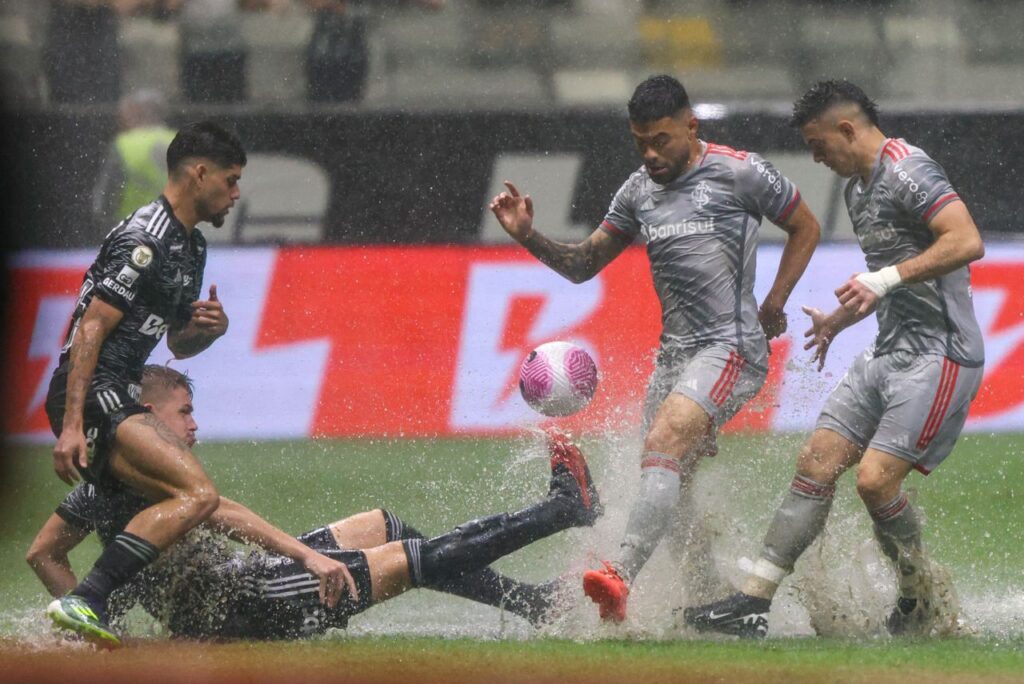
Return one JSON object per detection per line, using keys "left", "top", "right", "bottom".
{"left": 802, "top": 305, "right": 835, "bottom": 371}
{"left": 489, "top": 181, "right": 535, "bottom": 242}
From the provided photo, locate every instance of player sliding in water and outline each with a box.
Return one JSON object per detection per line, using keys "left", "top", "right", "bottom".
{"left": 29, "top": 366, "right": 601, "bottom": 645}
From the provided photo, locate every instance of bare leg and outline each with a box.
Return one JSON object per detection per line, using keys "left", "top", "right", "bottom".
{"left": 109, "top": 413, "right": 220, "bottom": 549}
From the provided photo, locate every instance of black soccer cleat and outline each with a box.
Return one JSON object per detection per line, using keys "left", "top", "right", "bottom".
{"left": 886, "top": 596, "right": 934, "bottom": 636}
{"left": 545, "top": 429, "right": 603, "bottom": 527}
{"left": 684, "top": 592, "right": 771, "bottom": 638}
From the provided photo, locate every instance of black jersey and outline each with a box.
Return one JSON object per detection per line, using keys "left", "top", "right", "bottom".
{"left": 59, "top": 196, "right": 208, "bottom": 386}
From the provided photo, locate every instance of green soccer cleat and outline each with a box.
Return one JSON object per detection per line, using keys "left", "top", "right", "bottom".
{"left": 47, "top": 595, "right": 121, "bottom": 648}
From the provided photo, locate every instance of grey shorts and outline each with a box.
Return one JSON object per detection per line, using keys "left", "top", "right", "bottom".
{"left": 817, "top": 350, "right": 983, "bottom": 474}
{"left": 642, "top": 344, "right": 768, "bottom": 434}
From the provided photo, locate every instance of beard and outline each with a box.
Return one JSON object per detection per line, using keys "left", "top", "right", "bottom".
{"left": 211, "top": 213, "right": 226, "bottom": 228}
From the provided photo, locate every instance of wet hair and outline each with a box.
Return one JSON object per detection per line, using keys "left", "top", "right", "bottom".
{"left": 790, "top": 80, "right": 880, "bottom": 128}
{"left": 166, "top": 120, "right": 247, "bottom": 174}
{"left": 628, "top": 75, "right": 691, "bottom": 123}
{"left": 141, "top": 364, "right": 194, "bottom": 401}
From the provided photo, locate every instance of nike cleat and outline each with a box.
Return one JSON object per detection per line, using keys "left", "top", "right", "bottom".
{"left": 546, "top": 429, "right": 603, "bottom": 526}
{"left": 684, "top": 592, "right": 771, "bottom": 638}
{"left": 582, "top": 560, "right": 629, "bottom": 623}
{"left": 47, "top": 595, "right": 121, "bottom": 648}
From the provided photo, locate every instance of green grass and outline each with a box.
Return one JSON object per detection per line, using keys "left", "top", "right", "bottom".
{"left": 2, "top": 433, "right": 1023, "bottom": 679}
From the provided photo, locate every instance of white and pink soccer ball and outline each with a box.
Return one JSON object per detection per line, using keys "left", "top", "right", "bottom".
{"left": 519, "top": 341, "right": 599, "bottom": 417}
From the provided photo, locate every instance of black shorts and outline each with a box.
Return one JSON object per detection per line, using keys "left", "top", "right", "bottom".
{"left": 44, "top": 363, "right": 148, "bottom": 488}
{"left": 169, "top": 541, "right": 374, "bottom": 640}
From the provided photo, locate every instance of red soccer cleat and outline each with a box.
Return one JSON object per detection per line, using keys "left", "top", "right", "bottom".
{"left": 545, "top": 429, "right": 602, "bottom": 525}
{"left": 582, "top": 560, "right": 629, "bottom": 622}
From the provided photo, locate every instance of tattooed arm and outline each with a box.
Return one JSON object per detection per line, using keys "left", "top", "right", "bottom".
{"left": 53, "top": 298, "right": 123, "bottom": 485}
{"left": 490, "top": 181, "right": 629, "bottom": 283}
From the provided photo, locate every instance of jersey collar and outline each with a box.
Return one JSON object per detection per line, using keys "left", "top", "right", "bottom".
{"left": 157, "top": 195, "right": 188, "bottom": 240}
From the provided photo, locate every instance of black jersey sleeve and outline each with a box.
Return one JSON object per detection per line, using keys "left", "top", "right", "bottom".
{"left": 55, "top": 484, "right": 98, "bottom": 532}
{"left": 93, "top": 230, "right": 162, "bottom": 313}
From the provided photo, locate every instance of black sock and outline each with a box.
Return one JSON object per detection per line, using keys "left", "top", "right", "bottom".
{"left": 384, "top": 510, "right": 554, "bottom": 622}
{"left": 74, "top": 532, "right": 159, "bottom": 614}
{"left": 296, "top": 526, "right": 340, "bottom": 550}
{"left": 401, "top": 496, "right": 572, "bottom": 589}
{"left": 382, "top": 509, "right": 426, "bottom": 542}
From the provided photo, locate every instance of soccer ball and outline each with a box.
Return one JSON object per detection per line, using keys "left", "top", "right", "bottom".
{"left": 519, "top": 341, "right": 598, "bottom": 417}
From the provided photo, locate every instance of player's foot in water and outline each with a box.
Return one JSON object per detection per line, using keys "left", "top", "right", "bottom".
{"left": 684, "top": 592, "right": 771, "bottom": 638}
{"left": 546, "top": 429, "right": 602, "bottom": 527}
{"left": 47, "top": 595, "right": 121, "bottom": 648}
{"left": 582, "top": 560, "right": 629, "bottom": 622}
{"left": 886, "top": 596, "right": 936, "bottom": 636}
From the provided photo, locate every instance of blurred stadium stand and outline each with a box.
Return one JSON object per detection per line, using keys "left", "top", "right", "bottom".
{"left": 1, "top": 0, "right": 1023, "bottom": 108}
{"left": 1, "top": 0, "right": 1021, "bottom": 246}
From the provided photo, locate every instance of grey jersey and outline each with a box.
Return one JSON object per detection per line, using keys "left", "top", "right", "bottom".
{"left": 845, "top": 138, "right": 983, "bottom": 366}
{"left": 602, "top": 142, "right": 801, "bottom": 362}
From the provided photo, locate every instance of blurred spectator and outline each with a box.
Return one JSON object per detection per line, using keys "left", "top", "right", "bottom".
{"left": 178, "top": 0, "right": 287, "bottom": 103}
{"left": 43, "top": 0, "right": 139, "bottom": 104}
{"left": 91, "top": 89, "right": 175, "bottom": 231}
{"left": 303, "top": 0, "right": 369, "bottom": 102}
{"left": 302, "top": 0, "right": 442, "bottom": 103}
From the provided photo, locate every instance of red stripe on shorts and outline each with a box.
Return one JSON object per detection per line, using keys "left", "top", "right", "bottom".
{"left": 916, "top": 358, "right": 959, "bottom": 450}
{"left": 710, "top": 352, "right": 745, "bottom": 406}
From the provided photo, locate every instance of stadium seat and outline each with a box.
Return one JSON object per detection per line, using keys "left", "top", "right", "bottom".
{"left": 637, "top": 15, "right": 723, "bottom": 71}
{"left": 240, "top": 12, "right": 312, "bottom": 103}
{"left": 120, "top": 18, "right": 180, "bottom": 101}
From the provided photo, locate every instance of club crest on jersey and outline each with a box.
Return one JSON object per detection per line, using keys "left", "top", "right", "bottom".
{"left": 692, "top": 180, "right": 712, "bottom": 208}
{"left": 131, "top": 245, "right": 153, "bottom": 268}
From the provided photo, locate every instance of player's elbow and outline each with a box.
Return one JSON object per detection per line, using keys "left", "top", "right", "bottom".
{"left": 25, "top": 541, "right": 51, "bottom": 571}
{"left": 964, "top": 234, "right": 985, "bottom": 263}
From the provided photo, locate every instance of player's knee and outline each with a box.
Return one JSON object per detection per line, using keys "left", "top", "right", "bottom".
{"left": 795, "top": 445, "right": 841, "bottom": 485}
{"left": 182, "top": 481, "right": 220, "bottom": 521}
{"left": 854, "top": 466, "right": 891, "bottom": 506}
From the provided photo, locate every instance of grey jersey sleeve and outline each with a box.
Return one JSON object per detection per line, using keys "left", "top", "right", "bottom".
{"left": 55, "top": 484, "right": 98, "bottom": 532}
{"left": 890, "top": 153, "right": 960, "bottom": 224}
{"left": 732, "top": 153, "right": 802, "bottom": 224}
{"left": 599, "top": 174, "right": 641, "bottom": 243}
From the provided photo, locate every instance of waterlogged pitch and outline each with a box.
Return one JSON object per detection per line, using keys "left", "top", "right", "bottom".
{"left": 1, "top": 433, "right": 1022, "bottom": 682}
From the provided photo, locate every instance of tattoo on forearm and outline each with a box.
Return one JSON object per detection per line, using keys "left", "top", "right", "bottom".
{"left": 524, "top": 233, "right": 596, "bottom": 283}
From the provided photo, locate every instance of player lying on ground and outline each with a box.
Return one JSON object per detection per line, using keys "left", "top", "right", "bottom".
{"left": 684, "top": 80, "right": 985, "bottom": 638}
{"left": 31, "top": 366, "right": 601, "bottom": 644}
{"left": 490, "top": 74, "right": 820, "bottom": 623}
{"left": 45, "top": 121, "right": 249, "bottom": 642}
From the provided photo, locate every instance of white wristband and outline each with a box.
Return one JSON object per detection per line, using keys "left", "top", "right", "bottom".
{"left": 855, "top": 265, "right": 902, "bottom": 298}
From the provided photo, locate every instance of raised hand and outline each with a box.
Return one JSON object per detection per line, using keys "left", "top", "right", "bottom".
{"left": 489, "top": 181, "right": 535, "bottom": 242}
{"left": 190, "top": 284, "right": 229, "bottom": 338}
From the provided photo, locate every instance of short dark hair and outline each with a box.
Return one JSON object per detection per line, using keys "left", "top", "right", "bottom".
{"left": 628, "top": 75, "right": 691, "bottom": 123}
{"left": 141, "top": 364, "right": 194, "bottom": 401}
{"left": 166, "top": 120, "right": 247, "bottom": 174}
{"left": 790, "top": 80, "right": 880, "bottom": 128}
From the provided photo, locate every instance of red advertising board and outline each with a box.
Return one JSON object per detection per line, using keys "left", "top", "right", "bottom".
{"left": 5, "top": 245, "right": 1024, "bottom": 441}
